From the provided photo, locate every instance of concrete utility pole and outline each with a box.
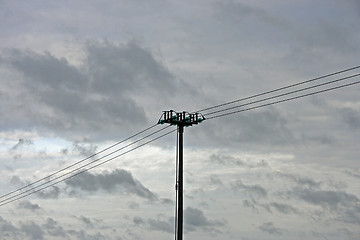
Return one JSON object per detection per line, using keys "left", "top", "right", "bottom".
{"left": 158, "top": 110, "right": 205, "bottom": 240}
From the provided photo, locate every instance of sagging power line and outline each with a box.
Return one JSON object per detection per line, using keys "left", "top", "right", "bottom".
{"left": 196, "top": 65, "right": 360, "bottom": 113}
{"left": 0, "top": 65, "right": 359, "bottom": 209}
{"left": 0, "top": 125, "right": 173, "bottom": 206}
{"left": 204, "top": 74, "right": 360, "bottom": 119}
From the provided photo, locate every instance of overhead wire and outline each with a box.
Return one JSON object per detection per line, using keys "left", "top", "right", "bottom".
{"left": 1, "top": 65, "right": 359, "bottom": 207}
{"left": 0, "top": 128, "right": 177, "bottom": 207}
{"left": 206, "top": 80, "right": 360, "bottom": 120}
{"left": 203, "top": 73, "right": 360, "bottom": 118}
{"left": 0, "top": 123, "right": 159, "bottom": 201}
{"left": 0, "top": 125, "right": 172, "bottom": 206}
{"left": 196, "top": 65, "right": 360, "bottom": 113}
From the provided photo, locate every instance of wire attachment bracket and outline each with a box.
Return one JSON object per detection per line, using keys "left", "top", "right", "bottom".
{"left": 157, "top": 110, "right": 205, "bottom": 127}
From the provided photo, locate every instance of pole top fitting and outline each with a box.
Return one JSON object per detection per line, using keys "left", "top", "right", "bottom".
{"left": 158, "top": 110, "right": 205, "bottom": 127}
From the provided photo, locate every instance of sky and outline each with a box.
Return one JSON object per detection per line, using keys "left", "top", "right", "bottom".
{"left": 0, "top": 0, "right": 360, "bottom": 239}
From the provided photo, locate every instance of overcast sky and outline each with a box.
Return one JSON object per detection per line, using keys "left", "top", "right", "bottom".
{"left": 0, "top": 0, "right": 360, "bottom": 239}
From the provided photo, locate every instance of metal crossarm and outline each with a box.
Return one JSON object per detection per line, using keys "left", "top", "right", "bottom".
{"left": 158, "top": 110, "right": 205, "bottom": 126}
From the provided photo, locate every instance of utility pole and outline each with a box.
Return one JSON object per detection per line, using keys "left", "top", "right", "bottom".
{"left": 158, "top": 110, "right": 205, "bottom": 240}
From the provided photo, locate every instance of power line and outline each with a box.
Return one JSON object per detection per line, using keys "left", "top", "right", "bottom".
{"left": 0, "top": 123, "right": 159, "bottom": 201}
{"left": 206, "top": 80, "right": 360, "bottom": 120}
{"left": 2, "top": 65, "right": 359, "bottom": 207}
{"left": 196, "top": 65, "right": 360, "bottom": 113}
{"left": 203, "top": 73, "right": 360, "bottom": 117}
{"left": 0, "top": 125, "right": 171, "bottom": 206}
{"left": 0, "top": 128, "right": 176, "bottom": 207}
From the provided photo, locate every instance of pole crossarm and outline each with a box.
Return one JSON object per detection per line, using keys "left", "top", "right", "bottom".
{"left": 157, "top": 110, "right": 205, "bottom": 127}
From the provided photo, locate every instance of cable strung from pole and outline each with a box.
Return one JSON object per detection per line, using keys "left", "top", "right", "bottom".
{"left": 206, "top": 80, "right": 360, "bottom": 120}
{"left": 196, "top": 65, "right": 360, "bottom": 113}
{"left": 0, "top": 128, "right": 177, "bottom": 207}
{"left": 203, "top": 73, "right": 360, "bottom": 117}
{"left": 1, "top": 65, "right": 359, "bottom": 207}
{"left": 0, "top": 125, "right": 171, "bottom": 206}
{"left": 0, "top": 123, "right": 159, "bottom": 201}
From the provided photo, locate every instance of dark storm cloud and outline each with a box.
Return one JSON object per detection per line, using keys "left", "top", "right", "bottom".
{"left": 0, "top": 41, "right": 179, "bottom": 141}
{"left": 259, "top": 222, "right": 282, "bottom": 235}
{"left": 232, "top": 179, "right": 267, "bottom": 198}
{"left": 65, "top": 169, "right": 157, "bottom": 200}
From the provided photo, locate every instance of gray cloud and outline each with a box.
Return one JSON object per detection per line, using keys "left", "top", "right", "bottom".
{"left": 209, "top": 154, "right": 269, "bottom": 168}
{"left": 36, "top": 186, "right": 61, "bottom": 199}
{"left": 21, "top": 221, "right": 44, "bottom": 240}
{"left": 209, "top": 154, "right": 245, "bottom": 167}
{"left": 242, "top": 198, "right": 271, "bottom": 213}
{"left": 76, "top": 215, "right": 95, "bottom": 228}
{"left": 147, "top": 218, "right": 173, "bottom": 233}
{"left": 209, "top": 174, "right": 223, "bottom": 186}
{"left": 67, "top": 229, "right": 106, "bottom": 240}
{"left": 0, "top": 216, "right": 20, "bottom": 239}
{"left": 193, "top": 108, "right": 295, "bottom": 149}
{"left": 269, "top": 202, "right": 299, "bottom": 215}
{"left": 72, "top": 142, "right": 98, "bottom": 157}
{"left": 65, "top": 169, "right": 157, "bottom": 200}
{"left": 276, "top": 172, "right": 321, "bottom": 189}
{"left": 10, "top": 175, "right": 27, "bottom": 186}
{"left": 128, "top": 201, "right": 140, "bottom": 210}
{"left": 42, "top": 218, "right": 68, "bottom": 238}
{"left": 18, "top": 200, "right": 41, "bottom": 211}
{"left": 133, "top": 216, "right": 145, "bottom": 226}
{"left": 341, "top": 205, "right": 360, "bottom": 225}
{"left": 338, "top": 108, "right": 360, "bottom": 130}
{"left": 232, "top": 179, "right": 267, "bottom": 198}
{"left": 10, "top": 138, "right": 33, "bottom": 151}
{"left": 0, "top": 41, "right": 180, "bottom": 141}
{"left": 242, "top": 198, "right": 299, "bottom": 215}
{"left": 259, "top": 222, "right": 282, "bottom": 235}
{"left": 293, "top": 188, "right": 359, "bottom": 210}
{"left": 184, "top": 207, "right": 225, "bottom": 232}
